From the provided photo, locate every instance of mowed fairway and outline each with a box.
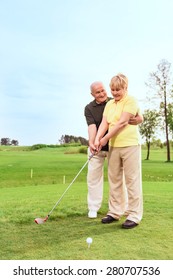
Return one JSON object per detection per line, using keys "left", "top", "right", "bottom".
{"left": 0, "top": 145, "right": 173, "bottom": 260}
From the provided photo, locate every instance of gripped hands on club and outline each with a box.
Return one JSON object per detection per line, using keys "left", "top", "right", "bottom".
{"left": 89, "top": 143, "right": 97, "bottom": 154}
{"left": 94, "top": 135, "right": 108, "bottom": 153}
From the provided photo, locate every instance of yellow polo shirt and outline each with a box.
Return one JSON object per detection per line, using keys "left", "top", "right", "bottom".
{"left": 103, "top": 94, "right": 141, "bottom": 147}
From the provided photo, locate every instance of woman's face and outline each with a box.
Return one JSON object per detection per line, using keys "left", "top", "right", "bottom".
{"left": 110, "top": 87, "right": 126, "bottom": 102}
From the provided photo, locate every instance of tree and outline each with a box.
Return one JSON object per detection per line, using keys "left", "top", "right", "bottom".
{"left": 150, "top": 138, "right": 163, "bottom": 148}
{"left": 1, "top": 138, "right": 11, "bottom": 145}
{"left": 11, "top": 139, "right": 19, "bottom": 146}
{"left": 139, "top": 109, "right": 160, "bottom": 160}
{"left": 78, "top": 136, "right": 88, "bottom": 146}
{"left": 58, "top": 134, "right": 88, "bottom": 145}
{"left": 146, "top": 59, "right": 173, "bottom": 162}
{"left": 167, "top": 103, "right": 173, "bottom": 138}
{"left": 0, "top": 138, "right": 19, "bottom": 146}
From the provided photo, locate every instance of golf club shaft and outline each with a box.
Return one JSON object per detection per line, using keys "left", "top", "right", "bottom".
{"left": 47, "top": 153, "right": 94, "bottom": 218}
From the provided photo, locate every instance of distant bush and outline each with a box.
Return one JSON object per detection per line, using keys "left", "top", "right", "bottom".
{"left": 47, "top": 144, "right": 61, "bottom": 148}
{"left": 59, "top": 143, "right": 82, "bottom": 147}
{"left": 78, "top": 146, "right": 88, "bottom": 154}
{"left": 30, "top": 144, "right": 48, "bottom": 150}
{"left": 30, "top": 143, "right": 84, "bottom": 150}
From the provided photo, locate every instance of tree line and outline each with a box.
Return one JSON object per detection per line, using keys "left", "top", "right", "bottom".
{"left": 59, "top": 135, "right": 88, "bottom": 146}
{"left": 1, "top": 138, "right": 19, "bottom": 146}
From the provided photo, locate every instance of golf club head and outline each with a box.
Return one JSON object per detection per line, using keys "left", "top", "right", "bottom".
{"left": 34, "top": 216, "right": 48, "bottom": 224}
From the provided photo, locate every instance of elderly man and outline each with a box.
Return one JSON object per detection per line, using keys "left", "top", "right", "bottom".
{"left": 84, "top": 81, "right": 143, "bottom": 219}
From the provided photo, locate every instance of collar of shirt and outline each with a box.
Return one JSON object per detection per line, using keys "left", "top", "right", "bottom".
{"left": 94, "top": 97, "right": 110, "bottom": 106}
{"left": 112, "top": 92, "right": 128, "bottom": 104}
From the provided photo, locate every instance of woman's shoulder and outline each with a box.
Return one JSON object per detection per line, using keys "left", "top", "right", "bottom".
{"left": 106, "top": 98, "right": 114, "bottom": 106}
{"left": 126, "top": 94, "right": 137, "bottom": 101}
{"left": 124, "top": 94, "right": 138, "bottom": 105}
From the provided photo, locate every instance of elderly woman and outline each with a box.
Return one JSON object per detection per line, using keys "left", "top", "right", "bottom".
{"left": 95, "top": 73, "right": 143, "bottom": 229}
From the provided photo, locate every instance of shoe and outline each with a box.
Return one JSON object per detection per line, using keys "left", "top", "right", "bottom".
{"left": 101, "top": 215, "right": 118, "bottom": 224}
{"left": 88, "top": 210, "right": 97, "bottom": 218}
{"left": 122, "top": 219, "right": 138, "bottom": 229}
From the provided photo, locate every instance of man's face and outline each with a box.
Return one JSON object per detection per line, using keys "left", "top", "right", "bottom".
{"left": 91, "top": 83, "right": 107, "bottom": 104}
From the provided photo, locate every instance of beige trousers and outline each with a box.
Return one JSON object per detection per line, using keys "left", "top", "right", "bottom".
{"left": 107, "top": 145, "right": 143, "bottom": 224}
{"left": 87, "top": 149, "right": 107, "bottom": 212}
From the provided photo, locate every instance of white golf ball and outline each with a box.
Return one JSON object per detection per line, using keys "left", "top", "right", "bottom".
{"left": 86, "top": 237, "right": 93, "bottom": 244}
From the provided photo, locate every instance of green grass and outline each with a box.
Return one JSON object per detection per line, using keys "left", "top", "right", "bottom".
{"left": 0, "top": 146, "right": 173, "bottom": 260}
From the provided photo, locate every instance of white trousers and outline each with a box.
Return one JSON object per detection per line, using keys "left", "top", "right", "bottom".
{"left": 87, "top": 149, "right": 107, "bottom": 212}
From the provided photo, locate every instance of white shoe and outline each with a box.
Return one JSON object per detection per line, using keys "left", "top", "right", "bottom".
{"left": 88, "top": 210, "right": 97, "bottom": 218}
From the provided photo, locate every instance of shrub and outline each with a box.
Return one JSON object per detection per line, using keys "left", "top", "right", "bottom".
{"left": 78, "top": 146, "right": 88, "bottom": 154}
{"left": 30, "top": 144, "right": 47, "bottom": 150}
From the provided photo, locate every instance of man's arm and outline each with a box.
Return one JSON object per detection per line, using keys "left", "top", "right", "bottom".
{"left": 84, "top": 105, "right": 98, "bottom": 154}
{"left": 94, "top": 116, "right": 109, "bottom": 151}
{"left": 88, "top": 124, "right": 97, "bottom": 154}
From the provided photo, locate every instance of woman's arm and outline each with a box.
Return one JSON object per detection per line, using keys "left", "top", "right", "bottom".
{"left": 99, "top": 111, "right": 133, "bottom": 147}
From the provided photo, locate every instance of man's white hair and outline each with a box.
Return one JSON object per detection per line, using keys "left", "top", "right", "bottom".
{"left": 90, "top": 81, "right": 103, "bottom": 93}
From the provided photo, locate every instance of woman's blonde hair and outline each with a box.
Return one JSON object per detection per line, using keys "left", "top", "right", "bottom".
{"left": 109, "top": 73, "right": 128, "bottom": 90}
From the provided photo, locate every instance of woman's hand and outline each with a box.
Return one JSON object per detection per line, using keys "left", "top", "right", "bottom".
{"left": 94, "top": 138, "right": 101, "bottom": 152}
{"left": 100, "top": 135, "right": 108, "bottom": 147}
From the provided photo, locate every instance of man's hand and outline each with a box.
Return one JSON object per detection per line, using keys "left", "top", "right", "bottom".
{"left": 128, "top": 114, "right": 143, "bottom": 125}
{"left": 128, "top": 116, "right": 138, "bottom": 125}
{"left": 89, "top": 143, "right": 97, "bottom": 154}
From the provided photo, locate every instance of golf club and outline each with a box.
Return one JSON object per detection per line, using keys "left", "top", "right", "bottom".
{"left": 34, "top": 153, "right": 94, "bottom": 224}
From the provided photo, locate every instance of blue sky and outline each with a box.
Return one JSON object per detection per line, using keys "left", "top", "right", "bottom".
{"left": 1, "top": 0, "right": 173, "bottom": 145}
